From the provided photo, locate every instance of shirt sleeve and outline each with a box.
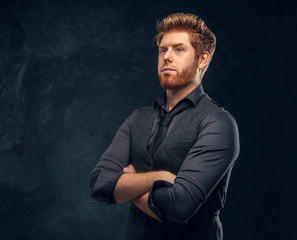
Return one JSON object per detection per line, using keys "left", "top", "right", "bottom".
{"left": 147, "top": 110, "right": 240, "bottom": 224}
{"left": 89, "top": 110, "right": 138, "bottom": 204}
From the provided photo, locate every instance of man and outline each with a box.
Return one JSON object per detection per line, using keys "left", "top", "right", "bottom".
{"left": 90, "top": 13, "right": 240, "bottom": 240}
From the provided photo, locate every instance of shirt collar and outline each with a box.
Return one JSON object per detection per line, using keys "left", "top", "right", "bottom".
{"left": 153, "top": 84, "right": 205, "bottom": 110}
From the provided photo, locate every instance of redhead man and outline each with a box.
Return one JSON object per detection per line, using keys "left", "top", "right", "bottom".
{"left": 90, "top": 13, "right": 240, "bottom": 240}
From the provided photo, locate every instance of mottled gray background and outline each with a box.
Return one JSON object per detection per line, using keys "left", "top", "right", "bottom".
{"left": 0, "top": 0, "right": 296, "bottom": 239}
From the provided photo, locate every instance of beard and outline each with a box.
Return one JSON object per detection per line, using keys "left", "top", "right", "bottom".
{"left": 158, "top": 59, "right": 198, "bottom": 89}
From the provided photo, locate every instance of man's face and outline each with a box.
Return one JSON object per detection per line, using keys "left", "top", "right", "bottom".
{"left": 158, "top": 29, "right": 199, "bottom": 89}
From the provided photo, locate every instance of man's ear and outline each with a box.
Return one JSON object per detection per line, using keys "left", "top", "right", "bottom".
{"left": 197, "top": 51, "right": 210, "bottom": 70}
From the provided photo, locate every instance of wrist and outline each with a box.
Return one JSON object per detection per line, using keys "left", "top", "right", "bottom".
{"left": 157, "top": 170, "right": 176, "bottom": 184}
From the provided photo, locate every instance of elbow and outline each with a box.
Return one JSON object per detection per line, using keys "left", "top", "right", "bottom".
{"left": 90, "top": 189, "right": 110, "bottom": 205}
{"left": 164, "top": 203, "right": 200, "bottom": 225}
{"left": 150, "top": 181, "right": 205, "bottom": 225}
{"left": 90, "top": 186, "right": 112, "bottom": 205}
{"left": 161, "top": 187, "right": 205, "bottom": 225}
{"left": 89, "top": 172, "right": 113, "bottom": 205}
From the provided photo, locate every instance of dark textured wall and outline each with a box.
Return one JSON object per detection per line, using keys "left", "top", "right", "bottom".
{"left": 0, "top": 0, "right": 296, "bottom": 239}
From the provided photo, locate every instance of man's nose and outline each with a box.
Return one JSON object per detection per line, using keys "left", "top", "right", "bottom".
{"left": 164, "top": 50, "right": 173, "bottom": 62}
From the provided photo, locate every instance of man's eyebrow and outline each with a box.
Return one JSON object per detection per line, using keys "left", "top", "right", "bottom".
{"left": 159, "top": 43, "right": 186, "bottom": 48}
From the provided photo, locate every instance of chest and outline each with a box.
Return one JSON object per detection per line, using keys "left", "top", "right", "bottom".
{"left": 130, "top": 108, "right": 199, "bottom": 174}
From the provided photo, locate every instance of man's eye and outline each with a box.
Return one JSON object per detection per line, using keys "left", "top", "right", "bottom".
{"left": 161, "top": 49, "right": 167, "bottom": 53}
{"left": 177, "top": 48, "right": 183, "bottom": 52}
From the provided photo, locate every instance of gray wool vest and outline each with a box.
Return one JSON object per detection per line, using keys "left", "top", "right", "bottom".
{"left": 130, "top": 94, "right": 220, "bottom": 174}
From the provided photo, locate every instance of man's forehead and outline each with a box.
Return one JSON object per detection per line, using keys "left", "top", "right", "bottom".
{"left": 159, "top": 30, "right": 191, "bottom": 47}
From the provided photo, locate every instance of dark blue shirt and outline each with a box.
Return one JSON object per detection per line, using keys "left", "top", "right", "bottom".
{"left": 90, "top": 85, "right": 240, "bottom": 224}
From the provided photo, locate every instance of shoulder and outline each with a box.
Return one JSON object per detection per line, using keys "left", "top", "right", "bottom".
{"left": 124, "top": 106, "right": 155, "bottom": 127}
{"left": 205, "top": 108, "right": 237, "bottom": 125}
{"left": 199, "top": 107, "right": 239, "bottom": 139}
{"left": 131, "top": 106, "right": 156, "bottom": 122}
{"left": 196, "top": 93, "right": 238, "bottom": 130}
{"left": 195, "top": 107, "right": 240, "bottom": 159}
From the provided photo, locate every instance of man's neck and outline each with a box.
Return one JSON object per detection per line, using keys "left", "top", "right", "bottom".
{"left": 166, "top": 82, "right": 200, "bottom": 111}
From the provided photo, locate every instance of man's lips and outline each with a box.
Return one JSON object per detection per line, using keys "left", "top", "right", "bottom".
{"left": 161, "top": 67, "right": 176, "bottom": 73}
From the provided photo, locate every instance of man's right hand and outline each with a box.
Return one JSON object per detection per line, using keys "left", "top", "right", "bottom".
{"left": 123, "top": 164, "right": 136, "bottom": 173}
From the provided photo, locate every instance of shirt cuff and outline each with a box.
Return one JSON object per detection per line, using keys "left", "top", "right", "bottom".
{"left": 147, "top": 180, "right": 173, "bottom": 222}
{"left": 90, "top": 170, "right": 125, "bottom": 204}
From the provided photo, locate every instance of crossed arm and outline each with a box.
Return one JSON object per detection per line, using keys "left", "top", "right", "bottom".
{"left": 90, "top": 110, "right": 176, "bottom": 220}
{"left": 90, "top": 110, "right": 239, "bottom": 224}
{"left": 114, "top": 164, "right": 176, "bottom": 221}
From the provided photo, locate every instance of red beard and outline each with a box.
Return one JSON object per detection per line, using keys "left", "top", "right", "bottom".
{"left": 158, "top": 59, "right": 198, "bottom": 89}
